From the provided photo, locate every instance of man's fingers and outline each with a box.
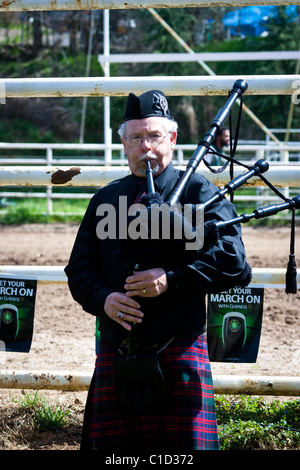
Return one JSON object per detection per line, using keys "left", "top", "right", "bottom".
{"left": 118, "top": 304, "right": 144, "bottom": 318}
{"left": 104, "top": 292, "right": 144, "bottom": 331}
{"left": 125, "top": 268, "right": 167, "bottom": 297}
{"left": 117, "top": 310, "right": 143, "bottom": 323}
{"left": 116, "top": 292, "right": 141, "bottom": 309}
{"left": 126, "top": 287, "right": 151, "bottom": 298}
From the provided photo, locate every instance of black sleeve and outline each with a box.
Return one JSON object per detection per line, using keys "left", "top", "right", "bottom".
{"left": 64, "top": 194, "right": 114, "bottom": 318}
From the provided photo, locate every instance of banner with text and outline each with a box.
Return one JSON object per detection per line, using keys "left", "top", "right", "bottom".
{"left": 0, "top": 278, "right": 37, "bottom": 352}
{"left": 207, "top": 286, "right": 264, "bottom": 363}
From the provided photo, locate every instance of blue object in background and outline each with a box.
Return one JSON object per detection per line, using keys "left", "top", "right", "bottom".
{"left": 222, "top": 5, "right": 298, "bottom": 38}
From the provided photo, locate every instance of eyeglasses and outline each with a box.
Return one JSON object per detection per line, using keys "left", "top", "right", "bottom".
{"left": 124, "top": 132, "right": 170, "bottom": 148}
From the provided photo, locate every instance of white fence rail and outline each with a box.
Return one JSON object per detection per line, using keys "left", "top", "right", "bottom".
{"left": 1, "top": 165, "right": 299, "bottom": 187}
{"left": 0, "top": 370, "right": 299, "bottom": 395}
{"left": 1, "top": 141, "right": 299, "bottom": 213}
{"left": 99, "top": 51, "right": 300, "bottom": 64}
{"left": 1, "top": 265, "right": 298, "bottom": 289}
{"left": 0, "top": 75, "right": 298, "bottom": 97}
{"left": 0, "top": 0, "right": 299, "bottom": 11}
{"left": 0, "top": 142, "right": 300, "bottom": 165}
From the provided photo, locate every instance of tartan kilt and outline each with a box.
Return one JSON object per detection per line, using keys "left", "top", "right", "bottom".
{"left": 81, "top": 333, "right": 219, "bottom": 451}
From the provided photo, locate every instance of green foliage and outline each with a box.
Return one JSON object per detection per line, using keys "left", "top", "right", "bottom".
{"left": 216, "top": 395, "right": 300, "bottom": 450}
{"left": 0, "top": 117, "right": 55, "bottom": 143}
{"left": 12, "top": 392, "right": 300, "bottom": 449}
{"left": 14, "top": 390, "right": 41, "bottom": 409}
{"left": 33, "top": 401, "right": 70, "bottom": 430}
{"left": 0, "top": 200, "right": 45, "bottom": 224}
{"left": 13, "top": 391, "right": 70, "bottom": 430}
{"left": 0, "top": 195, "right": 293, "bottom": 226}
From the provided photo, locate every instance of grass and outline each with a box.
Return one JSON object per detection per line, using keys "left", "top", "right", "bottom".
{"left": 216, "top": 395, "right": 300, "bottom": 450}
{"left": 0, "top": 197, "right": 90, "bottom": 224}
{"left": 0, "top": 391, "right": 84, "bottom": 450}
{"left": 14, "top": 391, "right": 70, "bottom": 430}
{"left": 0, "top": 392, "right": 299, "bottom": 450}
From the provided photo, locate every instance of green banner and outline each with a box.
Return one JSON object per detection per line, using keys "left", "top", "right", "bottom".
{"left": 0, "top": 278, "right": 37, "bottom": 352}
{"left": 207, "top": 286, "right": 264, "bottom": 363}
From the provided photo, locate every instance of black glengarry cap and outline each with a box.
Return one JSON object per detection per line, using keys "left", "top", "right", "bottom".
{"left": 123, "top": 90, "right": 171, "bottom": 122}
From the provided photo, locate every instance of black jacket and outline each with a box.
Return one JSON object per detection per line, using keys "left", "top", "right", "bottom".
{"left": 65, "top": 162, "right": 248, "bottom": 348}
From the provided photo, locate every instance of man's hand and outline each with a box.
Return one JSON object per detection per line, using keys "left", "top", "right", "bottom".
{"left": 104, "top": 292, "right": 144, "bottom": 331}
{"left": 124, "top": 268, "right": 168, "bottom": 298}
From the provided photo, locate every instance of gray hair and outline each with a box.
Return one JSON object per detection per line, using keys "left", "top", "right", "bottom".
{"left": 117, "top": 118, "right": 178, "bottom": 140}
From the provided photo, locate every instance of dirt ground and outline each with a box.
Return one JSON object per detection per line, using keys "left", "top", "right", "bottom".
{"left": 0, "top": 223, "right": 299, "bottom": 449}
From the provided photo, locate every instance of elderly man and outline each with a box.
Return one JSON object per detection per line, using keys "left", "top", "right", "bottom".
{"left": 65, "top": 90, "right": 249, "bottom": 452}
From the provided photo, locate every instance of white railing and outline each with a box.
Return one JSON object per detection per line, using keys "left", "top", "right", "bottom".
{"left": 1, "top": 164, "right": 300, "bottom": 187}
{"left": 0, "top": 0, "right": 298, "bottom": 11}
{"left": 0, "top": 369, "right": 299, "bottom": 395}
{"left": 0, "top": 141, "right": 299, "bottom": 213}
{"left": 98, "top": 51, "right": 300, "bottom": 65}
{"left": 1, "top": 265, "right": 298, "bottom": 289}
{"left": 0, "top": 141, "right": 300, "bottom": 165}
{"left": 0, "top": 75, "right": 298, "bottom": 98}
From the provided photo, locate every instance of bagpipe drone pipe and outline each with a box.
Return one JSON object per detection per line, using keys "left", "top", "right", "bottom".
{"left": 120, "top": 79, "right": 299, "bottom": 295}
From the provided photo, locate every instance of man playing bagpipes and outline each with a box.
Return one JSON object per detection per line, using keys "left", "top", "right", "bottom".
{"left": 65, "top": 88, "right": 255, "bottom": 452}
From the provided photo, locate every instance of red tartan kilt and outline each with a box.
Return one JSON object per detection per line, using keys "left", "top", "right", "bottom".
{"left": 81, "top": 333, "right": 219, "bottom": 451}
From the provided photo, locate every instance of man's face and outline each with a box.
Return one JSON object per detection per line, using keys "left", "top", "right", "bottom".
{"left": 121, "top": 117, "right": 177, "bottom": 177}
{"left": 219, "top": 129, "right": 230, "bottom": 148}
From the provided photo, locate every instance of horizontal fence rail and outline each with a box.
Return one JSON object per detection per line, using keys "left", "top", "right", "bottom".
{"left": 0, "top": 0, "right": 298, "bottom": 12}
{"left": 0, "top": 266, "right": 298, "bottom": 289}
{"left": 0, "top": 75, "right": 299, "bottom": 98}
{"left": 0, "top": 142, "right": 298, "bottom": 213}
{"left": 0, "top": 370, "right": 299, "bottom": 396}
{"left": 213, "top": 375, "right": 300, "bottom": 397}
{"left": 1, "top": 142, "right": 300, "bottom": 160}
{"left": 1, "top": 165, "right": 299, "bottom": 187}
{"left": 99, "top": 51, "right": 300, "bottom": 64}
{"left": 0, "top": 370, "right": 91, "bottom": 391}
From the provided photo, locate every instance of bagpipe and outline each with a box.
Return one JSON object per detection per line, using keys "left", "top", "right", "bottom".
{"left": 122, "top": 79, "right": 299, "bottom": 294}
